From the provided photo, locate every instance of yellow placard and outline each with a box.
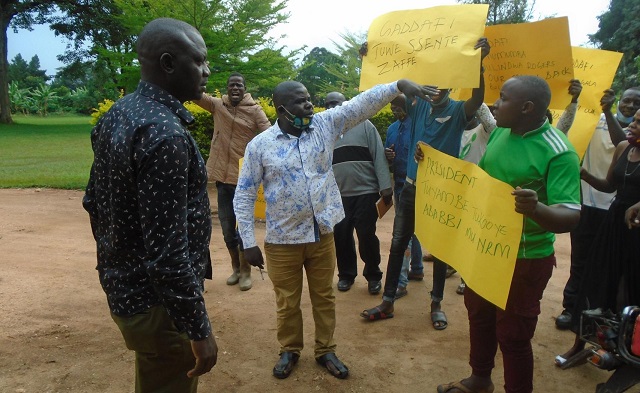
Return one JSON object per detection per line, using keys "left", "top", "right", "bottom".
{"left": 415, "top": 143, "right": 523, "bottom": 309}
{"left": 359, "top": 4, "right": 489, "bottom": 90}
{"left": 452, "top": 17, "right": 574, "bottom": 109}
{"left": 238, "top": 157, "right": 266, "bottom": 220}
{"left": 552, "top": 46, "right": 623, "bottom": 159}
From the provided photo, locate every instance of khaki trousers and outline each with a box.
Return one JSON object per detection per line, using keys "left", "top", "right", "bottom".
{"left": 111, "top": 305, "right": 198, "bottom": 393}
{"left": 265, "top": 233, "right": 337, "bottom": 357}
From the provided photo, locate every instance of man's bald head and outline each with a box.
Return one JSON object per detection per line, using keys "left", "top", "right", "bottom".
{"left": 324, "top": 92, "right": 346, "bottom": 109}
{"left": 135, "top": 18, "right": 209, "bottom": 102}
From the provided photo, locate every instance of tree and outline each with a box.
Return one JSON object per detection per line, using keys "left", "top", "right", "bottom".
{"left": 8, "top": 53, "right": 48, "bottom": 90}
{"left": 0, "top": 1, "right": 74, "bottom": 123}
{"left": 320, "top": 31, "right": 367, "bottom": 99}
{"left": 589, "top": 0, "right": 640, "bottom": 90}
{"left": 50, "top": 0, "right": 296, "bottom": 97}
{"left": 456, "top": 0, "right": 536, "bottom": 25}
{"left": 296, "top": 47, "right": 345, "bottom": 105}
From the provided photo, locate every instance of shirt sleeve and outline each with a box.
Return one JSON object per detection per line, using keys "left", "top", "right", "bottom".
{"left": 137, "top": 134, "right": 211, "bottom": 341}
{"left": 233, "top": 138, "right": 262, "bottom": 248}
{"left": 192, "top": 94, "right": 219, "bottom": 114}
{"left": 367, "top": 121, "right": 392, "bottom": 191}
{"left": 546, "top": 150, "right": 582, "bottom": 206}
{"left": 477, "top": 103, "right": 496, "bottom": 134}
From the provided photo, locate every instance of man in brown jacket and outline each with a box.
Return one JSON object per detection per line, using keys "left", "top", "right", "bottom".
{"left": 195, "top": 72, "right": 271, "bottom": 291}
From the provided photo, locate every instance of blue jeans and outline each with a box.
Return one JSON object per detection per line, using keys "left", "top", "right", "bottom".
{"left": 383, "top": 183, "right": 446, "bottom": 303}
{"left": 398, "top": 235, "right": 423, "bottom": 288}
{"left": 217, "top": 182, "right": 239, "bottom": 250}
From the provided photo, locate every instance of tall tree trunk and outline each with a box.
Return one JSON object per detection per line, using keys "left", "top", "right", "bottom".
{"left": 0, "top": 14, "right": 13, "bottom": 124}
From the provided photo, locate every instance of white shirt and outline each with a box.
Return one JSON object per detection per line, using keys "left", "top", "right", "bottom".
{"left": 234, "top": 82, "right": 400, "bottom": 247}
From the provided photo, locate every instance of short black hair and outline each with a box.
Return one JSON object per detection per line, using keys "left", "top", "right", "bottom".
{"left": 513, "top": 75, "right": 551, "bottom": 117}
{"left": 227, "top": 72, "right": 245, "bottom": 84}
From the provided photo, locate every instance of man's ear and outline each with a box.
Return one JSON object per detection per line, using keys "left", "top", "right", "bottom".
{"left": 159, "top": 53, "right": 175, "bottom": 74}
{"left": 521, "top": 101, "right": 535, "bottom": 115}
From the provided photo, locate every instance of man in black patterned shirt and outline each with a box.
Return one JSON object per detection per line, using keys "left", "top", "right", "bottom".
{"left": 83, "top": 18, "right": 217, "bottom": 392}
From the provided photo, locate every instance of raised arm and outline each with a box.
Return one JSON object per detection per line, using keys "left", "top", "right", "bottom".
{"left": 557, "top": 79, "right": 582, "bottom": 134}
{"left": 601, "top": 89, "right": 627, "bottom": 146}
{"left": 463, "top": 37, "right": 491, "bottom": 119}
{"left": 581, "top": 141, "right": 628, "bottom": 193}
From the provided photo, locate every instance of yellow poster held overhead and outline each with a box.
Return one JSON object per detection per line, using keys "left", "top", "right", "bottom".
{"left": 453, "top": 17, "right": 574, "bottom": 109}
{"left": 550, "top": 47, "right": 623, "bottom": 159}
{"left": 238, "top": 158, "right": 266, "bottom": 220}
{"left": 359, "top": 4, "right": 488, "bottom": 90}
{"left": 415, "top": 143, "right": 523, "bottom": 309}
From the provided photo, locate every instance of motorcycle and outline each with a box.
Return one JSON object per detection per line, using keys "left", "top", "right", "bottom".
{"left": 578, "top": 306, "right": 640, "bottom": 393}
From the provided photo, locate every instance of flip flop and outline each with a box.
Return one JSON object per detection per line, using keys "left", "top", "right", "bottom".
{"left": 316, "top": 353, "right": 349, "bottom": 379}
{"left": 437, "top": 380, "right": 495, "bottom": 393}
{"left": 554, "top": 348, "right": 592, "bottom": 369}
{"left": 431, "top": 310, "right": 448, "bottom": 330}
{"left": 360, "top": 306, "right": 394, "bottom": 321}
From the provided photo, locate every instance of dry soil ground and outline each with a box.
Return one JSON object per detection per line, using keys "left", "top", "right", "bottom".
{"left": 0, "top": 188, "right": 620, "bottom": 392}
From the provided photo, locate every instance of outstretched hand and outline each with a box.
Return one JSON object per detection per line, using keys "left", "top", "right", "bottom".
{"left": 397, "top": 79, "right": 439, "bottom": 106}
{"left": 243, "top": 246, "right": 264, "bottom": 269}
{"left": 474, "top": 37, "right": 490, "bottom": 60}
{"left": 568, "top": 79, "right": 582, "bottom": 102}
{"left": 359, "top": 42, "right": 368, "bottom": 58}
{"left": 600, "top": 89, "right": 616, "bottom": 112}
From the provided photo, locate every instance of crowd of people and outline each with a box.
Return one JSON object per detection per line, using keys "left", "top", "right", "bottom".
{"left": 82, "top": 16, "right": 640, "bottom": 393}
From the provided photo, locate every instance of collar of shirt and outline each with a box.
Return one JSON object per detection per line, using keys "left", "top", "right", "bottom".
{"left": 137, "top": 81, "right": 195, "bottom": 126}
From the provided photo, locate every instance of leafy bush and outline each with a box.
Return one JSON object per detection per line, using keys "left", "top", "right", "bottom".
{"left": 89, "top": 92, "right": 395, "bottom": 163}
{"left": 183, "top": 102, "right": 214, "bottom": 161}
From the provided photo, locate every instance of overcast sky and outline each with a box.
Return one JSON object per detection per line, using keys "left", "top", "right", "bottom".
{"left": 9, "top": 0, "right": 610, "bottom": 76}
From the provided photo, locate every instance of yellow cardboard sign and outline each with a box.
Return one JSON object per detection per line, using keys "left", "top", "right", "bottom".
{"left": 551, "top": 46, "right": 623, "bottom": 159}
{"left": 359, "top": 4, "right": 489, "bottom": 90}
{"left": 238, "top": 158, "right": 266, "bottom": 220}
{"left": 452, "top": 17, "right": 574, "bottom": 110}
{"left": 415, "top": 143, "right": 523, "bottom": 309}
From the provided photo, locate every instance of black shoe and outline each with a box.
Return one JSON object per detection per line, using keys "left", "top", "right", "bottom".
{"left": 368, "top": 280, "right": 382, "bottom": 295}
{"left": 273, "top": 352, "right": 299, "bottom": 379}
{"left": 337, "top": 279, "right": 354, "bottom": 292}
{"left": 555, "top": 310, "right": 572, "bottom": 330}
{"left": 408, "top": 271, "right": 424, "bottom": 281}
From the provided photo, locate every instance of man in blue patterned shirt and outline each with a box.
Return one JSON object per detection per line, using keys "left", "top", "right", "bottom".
{"left": 234, "top": 79, "right": 438, "bottom": 380}
{"left": 83, "top": 18, "right": 217, "bottom": 392}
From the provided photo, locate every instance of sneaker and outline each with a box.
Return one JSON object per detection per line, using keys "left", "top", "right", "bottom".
{"left": 456, "top": 282, "right": 466, "bottom": 295}
{"left": 408, "top": 271, "right": 424, "bottom": 281}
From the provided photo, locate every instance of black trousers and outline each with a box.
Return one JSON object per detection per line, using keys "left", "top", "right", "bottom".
{"left": 334, "top": 192, "right": 383, "bottom": 282}
{"left": 563, "top": 205, "right": 608, "bottom": 311}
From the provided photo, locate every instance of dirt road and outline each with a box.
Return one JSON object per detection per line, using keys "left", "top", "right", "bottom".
{"left": 0, "top": 188, "right": 612, "bottom": 392}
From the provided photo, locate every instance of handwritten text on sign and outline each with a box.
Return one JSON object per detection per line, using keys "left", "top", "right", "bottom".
{"left": 359, "top": 4, "right": 488, "bottom": 90}
{"left": 415, "top": 143, "right": 522, "bottom": 309}
{"left": 555, "top": 47, "right": 622, "bottom": 159}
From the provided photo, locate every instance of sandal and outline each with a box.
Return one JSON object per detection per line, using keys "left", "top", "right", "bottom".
{"left": 360, "top": 306, "right": 394, "bottom": 321}
{"left": 431, "top": 310, "right": 448, "bottom": 330}
{"left": 316, "top": 353, "right": 349, "bottom": 379}
{"left": 437, "top": 380, "right": 495, "bottom": 393}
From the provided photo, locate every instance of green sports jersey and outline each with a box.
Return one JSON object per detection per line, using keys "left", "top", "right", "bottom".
{"left": 479, "top": 120, "right": 581, "bottom": 258}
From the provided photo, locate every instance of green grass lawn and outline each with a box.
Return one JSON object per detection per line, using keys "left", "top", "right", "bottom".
{"left": 0, "top": 114, "right": 93, "bottom": 189}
